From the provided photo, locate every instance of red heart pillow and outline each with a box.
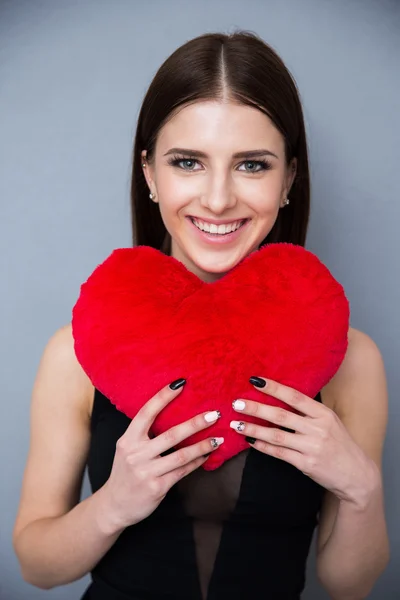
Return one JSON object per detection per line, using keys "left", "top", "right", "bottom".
{"left": 72, "top": 243, "right": 349, "bottom": 470}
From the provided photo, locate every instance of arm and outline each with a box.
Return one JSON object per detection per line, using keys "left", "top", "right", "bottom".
{"left": 13, "top": 325, "right": 220, "bottom": 590}
{"left": 316, "top": 328, "right": 390, "bottom": 599}
{"left": 13, "top": 325, "right": 125, "bottom": 589}
{"left": 229, "top": 326, "right": 390, "bottom": 600}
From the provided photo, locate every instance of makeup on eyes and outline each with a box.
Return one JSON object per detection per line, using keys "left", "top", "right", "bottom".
{"left": 166, "top": 154, "right": 273, "bottom": 174}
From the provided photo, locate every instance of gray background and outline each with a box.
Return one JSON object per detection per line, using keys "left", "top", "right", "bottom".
{"left": 1, "top": 0, "right": 399, "bottom": 598}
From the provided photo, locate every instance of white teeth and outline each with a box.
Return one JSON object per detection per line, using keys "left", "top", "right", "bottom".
{"left": 192, "top": 218, "right": 244, "bottom": 235}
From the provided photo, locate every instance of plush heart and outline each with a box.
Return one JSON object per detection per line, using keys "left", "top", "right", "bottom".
{"left": 72, "top": 243, "right": 349, "bottom": 470}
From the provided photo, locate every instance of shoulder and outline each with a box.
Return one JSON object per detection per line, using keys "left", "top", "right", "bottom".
{"left": 342, "top": 326, "right": 385, "bottom": 382}
{"left": 321, "top": 326, "right": 388, "bottom": 464}
{"left": 37, "top": 324, "right": 95, "bottom": 420}
{"left": 321, "top": 326, "right": 386, "bottom": 413}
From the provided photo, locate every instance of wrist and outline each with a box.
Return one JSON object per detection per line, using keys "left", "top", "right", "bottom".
{"left": 341, "top": 458, "right": 382, "bottom": 511}
{"left": 92, "top": 485, "right": 127, "bottom": 537}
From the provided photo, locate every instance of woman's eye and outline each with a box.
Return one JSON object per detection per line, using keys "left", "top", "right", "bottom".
{"left": 169, "top": 157, "right": 270, "bottom": 172}
{"left": 178, "top": 159, "right": 198, "bottom": 170}
{"left": 239, "top": 161, "right": 265, "bottom": 173}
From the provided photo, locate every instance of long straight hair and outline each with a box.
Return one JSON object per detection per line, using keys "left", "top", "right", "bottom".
{"left": 130, "top": 31, "right": 310, "bottom": 254}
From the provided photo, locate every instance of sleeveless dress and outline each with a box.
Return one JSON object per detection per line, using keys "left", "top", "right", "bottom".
{"left": 81, "top": 388, "right": 325, "bottom": 600}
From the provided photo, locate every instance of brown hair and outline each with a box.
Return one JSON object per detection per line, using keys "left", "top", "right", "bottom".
{"left": 130, "top": 30, "right": 310, "bottom": 253}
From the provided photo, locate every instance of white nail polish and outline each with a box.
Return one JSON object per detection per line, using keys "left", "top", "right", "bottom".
{"left": 230, "top": 420, "right": 246, "bottom": 432}
{"left": 204, "top": 410, "right": 221, "bottom": 423}
{"left": 232, "top": 399, "right": 246, "bottom": 411}
{"left": 211, "top": 437, "right": 224, "bottom": 448}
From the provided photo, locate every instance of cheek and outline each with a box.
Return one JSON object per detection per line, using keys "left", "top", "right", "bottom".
{"left": 158, "top": 202, "right": 180, "bottom": 229}
{"left": 157, "top": 169, "right": 193, "bottom": 208}
{"left": 238, "top": 177, "right": 283, "bottom": 214}
{"left": 251, "top": 195, "right": 280, "bottom": 216}
{"left": 157, "top": 190, "right": 187, "bottom": 230}
{"left": 235, "top": 166, "right": 284, "bottom": 193}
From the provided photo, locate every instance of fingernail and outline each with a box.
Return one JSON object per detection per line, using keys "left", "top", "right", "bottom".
{"left": 232, "top": 399, "right": 246, "bottom": 411}
{"left": 169, "top": 378, "right": 186, "bottom": 390}
{"left": 230, "top": 420, "right": 246, "bottom": 432}
{"left": 280, "top": 426, "right": 295, "bottom": 433}
{"left": 203, "top": 452, "right": 211, "bottom": 458}
{"left": 204, "top": 410, "right": 221, "bottom": 423}
{"left": 245, "top": 436, "right": 256, "bottom": 444}
{"left": 210, "top": 437, "right": 224, "bottom": 448}
{"left": 249, "top": 376, "right": 267, "bottom": 388}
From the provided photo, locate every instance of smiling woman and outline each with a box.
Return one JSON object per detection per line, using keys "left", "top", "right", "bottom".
{"left": 132, "top": 33, "right": 308, "bottom": 276}
{"left": 13, "top": 30, "right": 388, "bottom": 600}
{"left": 140, "top": 99, "right": 297, "bottom": 279}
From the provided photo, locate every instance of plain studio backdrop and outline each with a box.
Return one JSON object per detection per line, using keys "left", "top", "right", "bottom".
{"left": 1, "top": 0, "right": 399, "bottom": 598}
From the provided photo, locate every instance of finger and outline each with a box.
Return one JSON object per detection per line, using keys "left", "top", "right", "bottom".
{"left": 249, "top": 377, "right": 321, "bottom": 418}
{"left": 248, "top": 438, "right": 306, "bottom": 472}
{"left": 232, "top": 399, "right": 310, "bottom": 434}
{"left": 230, "top": 419, "right": 307, "bottom": 452}
{"left": 153, "top": 436, "right": 224, "bottom": 477}
{"left": 162, "top": 454, "right": 210, "bottom": 488}
{"left": 123, "top": 378, "right": 187, "bottom": 440}
{"left": 147, "top": 410, "right": 222, "bottom": 458}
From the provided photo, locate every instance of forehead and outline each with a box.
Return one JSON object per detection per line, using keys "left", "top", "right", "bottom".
{"left": 156, "top": 100, "right": 284, "bottom": 154}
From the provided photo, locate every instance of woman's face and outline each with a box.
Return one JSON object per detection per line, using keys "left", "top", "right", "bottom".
{"left": 142, "top": 100, "right": 296, "bottom": 282}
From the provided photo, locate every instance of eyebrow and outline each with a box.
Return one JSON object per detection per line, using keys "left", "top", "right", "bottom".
{"left": 163, "top": 147, "right": 279, "bottom": 160}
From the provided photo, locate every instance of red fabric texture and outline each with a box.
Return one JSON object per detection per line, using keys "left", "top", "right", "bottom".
{"left": 72, "top": 243, "right": 350, "bottom": 470}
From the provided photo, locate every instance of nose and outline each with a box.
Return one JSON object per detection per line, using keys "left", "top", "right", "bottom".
{"left": 199, "top": 172, "right": 237, "bottom": 215}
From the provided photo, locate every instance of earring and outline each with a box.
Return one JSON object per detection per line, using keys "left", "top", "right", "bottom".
{"left": 149, "top": 192, "right": 156, "bottom": 200}
{"left": 283, "top": 197, "right": 290, "bottom": 206}
{"left": 142, "top": 163, "right": 146, "bottom": 167}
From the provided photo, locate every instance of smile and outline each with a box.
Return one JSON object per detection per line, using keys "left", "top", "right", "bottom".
{"left": 190, "top": 217, "right": 247, "bottom": 236}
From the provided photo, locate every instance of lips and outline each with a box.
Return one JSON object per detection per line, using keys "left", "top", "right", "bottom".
{"left": 190, "top": 217, "right": 247, "bottom": 235}
{"left": 187, "top": 216, "right": 250, "bottom": 245}
{"left": 188, "top": 216, "right": 248, "bottom": 225}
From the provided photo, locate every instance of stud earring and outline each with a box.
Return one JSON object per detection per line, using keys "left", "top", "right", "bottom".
{"left": 142, "top": 163, "right": 146, "bottom": 167}
{"left": 149, "top": 192, "right": 156, "bottom": 200}
{"left": 283, "top": 197, "right": 290, "bottom": 206}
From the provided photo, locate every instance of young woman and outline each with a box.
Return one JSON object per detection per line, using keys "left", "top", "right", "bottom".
{"left": 13, "top": 31, "right": 389, "bottom": 599}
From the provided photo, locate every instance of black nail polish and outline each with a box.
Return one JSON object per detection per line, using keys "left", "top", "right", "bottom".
{"left": 280, "top": 426, "right": 295, "bottom": 433}
{"left": 249, "top": 376, "right": 266, "bottom": 388}
{"left": 245, "top": 436, "right": 256, "bottom": 444}
{"left": 169, "top": 378, "right": 186, "bottom": 390}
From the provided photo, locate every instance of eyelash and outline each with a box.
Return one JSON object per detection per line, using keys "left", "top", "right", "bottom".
{"left": 167, "top": 155, "right": 273, "bottom": 173}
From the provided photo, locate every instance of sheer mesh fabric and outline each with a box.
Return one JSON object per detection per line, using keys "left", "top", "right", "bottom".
{"left": 177, "top": 450, "right": 249, "bottom": 598}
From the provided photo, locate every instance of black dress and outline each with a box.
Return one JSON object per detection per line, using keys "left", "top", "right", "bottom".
{"left": 82, "top": 388, "right": 325, "bottom": 599}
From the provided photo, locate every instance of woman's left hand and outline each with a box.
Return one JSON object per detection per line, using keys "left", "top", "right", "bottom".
{"left": 231, "top": 377, "right": 377, "bottom": 503}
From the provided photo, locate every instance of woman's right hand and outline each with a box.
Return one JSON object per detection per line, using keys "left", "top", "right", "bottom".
{"left": 99, "top": 378, "right": 223, "bottom": 531}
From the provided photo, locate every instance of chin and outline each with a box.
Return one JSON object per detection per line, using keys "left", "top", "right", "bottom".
{"left": 190, "top": 252, "right": 250, "bottom": 281}
{"left": 173, "top": 236, "right": 261, "bottom": 281}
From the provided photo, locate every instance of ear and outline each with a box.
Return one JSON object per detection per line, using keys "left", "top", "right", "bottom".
{"left": 286, "top": 157, "right": 297, "bottom": 195}
{"left": 280, "top": 158, "right": 297, "bottom": 207}
{"left": 141, "top": 150, "right": 158, "bottom": 202}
